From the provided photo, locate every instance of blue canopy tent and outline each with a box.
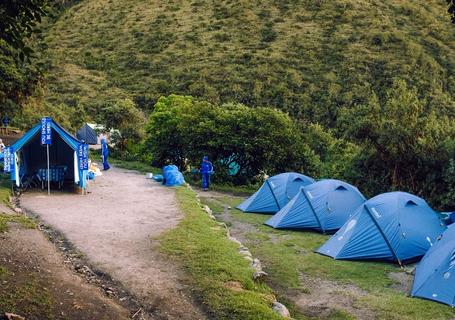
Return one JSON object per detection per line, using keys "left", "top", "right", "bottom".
{"left": 237, "top": 172, "right": 315, "bottom": 214}
{"left": 9, "top": 119, "right": 86, "bottom": 188}
{"left": 265, "top": 179, "right": 365, "bottom": 233}
{"left": 317, "top": 192, "right": 446, "bottom": 264}
{"left": 76, "top": 123, "right": 98, "bottom": 145}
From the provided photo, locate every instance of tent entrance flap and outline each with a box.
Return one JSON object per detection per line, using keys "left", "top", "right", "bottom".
{"left": 364, "top": 205, "right": 402, "bottom": 265}
{"left": 266, "top": 179, "right": 281, "bottom": 210}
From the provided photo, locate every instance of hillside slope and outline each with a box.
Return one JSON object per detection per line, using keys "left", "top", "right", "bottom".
{"left": 41, "top": 0, "right": 455, "bottom": 125}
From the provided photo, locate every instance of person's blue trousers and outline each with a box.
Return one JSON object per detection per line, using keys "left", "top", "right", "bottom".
{"left": 202, "top": 173, "right": 210, "bottom": 189}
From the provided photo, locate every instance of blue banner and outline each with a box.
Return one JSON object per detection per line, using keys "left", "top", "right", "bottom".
{"left": 41, "top": 117, "right": 52, "bottom": 145}
{"left": 78, "top": 143, "right": 89, "bottom": 171}
{"left": 3, "top": 147, "right": 13, "bottom": 173}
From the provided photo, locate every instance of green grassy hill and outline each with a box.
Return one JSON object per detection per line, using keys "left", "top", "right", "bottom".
{"left": 40, "top": 0, "right": 455, "bottom": 125}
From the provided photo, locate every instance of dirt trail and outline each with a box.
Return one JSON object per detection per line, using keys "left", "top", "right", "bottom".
{"left": 21, "top": 166, "right": 206, "bottom": 320}
{"left": 0, "top": 222, "right": 129, "bottom": 320}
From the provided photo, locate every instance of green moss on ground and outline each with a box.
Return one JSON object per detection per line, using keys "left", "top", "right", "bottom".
{"left": 0, "top": 214, "right": 36, "bottom": 233}
{"left": 0, "top": 267, "right": 54, "bottom": 319}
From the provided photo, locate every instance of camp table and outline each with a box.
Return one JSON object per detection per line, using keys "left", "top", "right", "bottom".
{"left": 38, "top": 166, "right": 68, "bottom": 190}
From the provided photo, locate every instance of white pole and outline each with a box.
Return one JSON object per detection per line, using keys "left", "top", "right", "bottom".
{"left": 47, "top": 144, "right": 50, "bottom": 195}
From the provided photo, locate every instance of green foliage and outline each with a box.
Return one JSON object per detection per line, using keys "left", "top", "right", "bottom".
{"left": 146, "top": 95, "right": 320, "bottom": 183}
{"left": 160, "top": 186, "right": 282, "bottom": 320}
{"left": 339, "top": 80, "right": 455, "bottom": 207}
{"left": 0, "top": 0, "right": 49, "bottom": 59}
{"left": 304, "top": 123, "right": 360, "bottom": 180}
{"left": 39, "top": 0, "right": 455, "bottom": 128}
{"left": 101, "top": 98, "right": 146, "bottom": 151}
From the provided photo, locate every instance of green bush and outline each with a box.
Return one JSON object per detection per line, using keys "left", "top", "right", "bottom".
{"left": 145, "top": 95, "right": 320, "bottom": 183}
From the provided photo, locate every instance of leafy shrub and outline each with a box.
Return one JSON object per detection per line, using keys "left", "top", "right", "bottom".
{"left": 145, "top": 95, "right": 320, "bottom": 184}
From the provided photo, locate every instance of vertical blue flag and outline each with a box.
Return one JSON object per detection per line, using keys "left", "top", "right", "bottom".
{"left": 3, "top": 147, "right": 13, "bottom": 173}
{"left": 78, "top": 143, "right": 89, "bottom": 171}
{"left": 41, "top": 117, "right": 52, "bottom": 145}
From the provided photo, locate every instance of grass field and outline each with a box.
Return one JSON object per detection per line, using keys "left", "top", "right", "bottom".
{"left": 199, "top": 193, "right": 455, "bottom": 320}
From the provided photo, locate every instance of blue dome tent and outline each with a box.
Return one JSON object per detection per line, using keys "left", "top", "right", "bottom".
{"left": 317, "top": 192, "right": 446, "bottom": 264}
{"left": 237, "top": 172, "right": 315, "bottom": 214}
{"left": 265, "top": 179, "right": 366, "bottom": 233}
{"left": 411, "top": 224, "right": 455, "bottom": 306}
{"left": 8, "top": 119, "right": 87, "bottom": 189}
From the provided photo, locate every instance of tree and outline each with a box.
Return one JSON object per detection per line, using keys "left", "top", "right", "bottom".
{"left": 0, "top": 0, "right": 49, "bottom": 60}
{"left": 338, "top": 79, "right": 455, "bottom": 208}
{"left": 145, "top": 95, "right": 320, "bottom": 183}
{"left": 102, "top": 99, "right": 145, "bottom": 152}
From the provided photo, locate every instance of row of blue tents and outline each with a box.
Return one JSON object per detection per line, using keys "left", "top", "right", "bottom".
{"left": 237, "top": 172, "right": 455, "bottom": 307}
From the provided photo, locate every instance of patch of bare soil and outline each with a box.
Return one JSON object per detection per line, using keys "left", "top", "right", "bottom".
{"left": 21, "top": 166, "right": 206, "bottom": 320}
{"left": 0, "top": 220, "right": 129, "bottom": 320}
{"left": 388, "top": 271, "right": 413, "bottom": 293}
{"left": 295, "top": 274, "right": 375, "bottom": 319}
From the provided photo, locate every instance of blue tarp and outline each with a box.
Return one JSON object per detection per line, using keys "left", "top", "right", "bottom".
{"left": 237, "top": 172, "right": 315, "bottom": 214}
{"left": 10, "top": 119, "right": 85, "bottom": 187}
{"left": 265, "top": 179, "right": 366, "bottom": 233}
{"left": 317, "top": 192, "right": 446, "bottom": 264}
{"left": 162, "top": 165, "right": 185, "bottom": 186}
{"left": 412, "top": 224, "right": 455, "bottom": 306}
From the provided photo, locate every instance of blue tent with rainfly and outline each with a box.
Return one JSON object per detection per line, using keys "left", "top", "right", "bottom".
{"left": 237, "top": 172, "right": 315, "bottom": 214}
{"left": 265, "top": 179, "right": 366, "bottom": 233}
{"left": 76, "top": 123, "right": 98, "bottom": 145}
{"left": 317, "top": 192, "right": 446, "bottom": 265}
{"left": 8, "top": 118, "right": 87, "bottom": 188}
{"left": 411, "top": 224, "right": 455, "bottom": 306}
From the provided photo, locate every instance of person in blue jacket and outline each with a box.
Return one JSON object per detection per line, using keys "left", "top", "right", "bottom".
{"left": 101, "top": 138, "right": 110, "bottom": 171}
{"left": 200, "top": 156, "right": 213, "bottom": 191}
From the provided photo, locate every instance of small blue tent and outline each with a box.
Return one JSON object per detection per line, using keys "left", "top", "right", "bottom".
{"left": 8, "top": 119, "right": 86, "bottom": 188}
{"left": 412, "top": 224, "right": 455, "bottom": 306}
{"left": 237, "top": 172, "right": 315, "bottom": 214}
{"left": 265, "top": 179, "right": 365, "bottom": 233}
{"left": 162, "top": 165, "right": 185, "bottom": 186}
{"left": 76, "top": 123, "right": 98, "bottom": 145}
{"left": 317, "top": 192, "right": 446, "bottom": 264}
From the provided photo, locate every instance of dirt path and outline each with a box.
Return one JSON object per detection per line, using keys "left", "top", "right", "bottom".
{"left": 0, "top": 222, "right": 129, "bottom": 320}
{"left": 21, "top": 166, "right": 206, "bottom": 320}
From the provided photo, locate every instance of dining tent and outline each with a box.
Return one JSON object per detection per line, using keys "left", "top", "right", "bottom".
{"left": 237, "top": 172, "right": 315, "bottom": 213}
{"left": 8, "top": 119, "right": 86, "bottom": 188}
{"left": 412, "top": 224, "right": 455, "bottom": 306}
{"left": 317, "top": 192, "right": 446, "bottom": 264}
{"left": 265, "top": 179, "right": 365, "bottom": 233}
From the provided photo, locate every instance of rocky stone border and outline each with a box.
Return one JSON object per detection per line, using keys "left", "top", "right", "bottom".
{"left": 190, "top": 184, "right": 291, "bottom": 318}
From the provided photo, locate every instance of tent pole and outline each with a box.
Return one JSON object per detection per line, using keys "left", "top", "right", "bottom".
{"left": 47, "top": 144, "right": 50, "bottom": 195}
